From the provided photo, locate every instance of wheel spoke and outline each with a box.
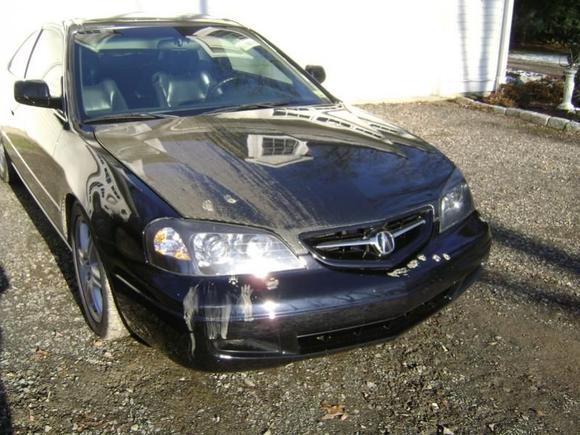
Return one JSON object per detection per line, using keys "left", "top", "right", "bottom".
{"left": 74, "top": 216, "right": 105, "bottom": 323}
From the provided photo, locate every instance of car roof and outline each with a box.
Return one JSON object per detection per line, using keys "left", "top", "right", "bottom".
{"left": 46, "top": 13, "right": 245, "bottom": 32}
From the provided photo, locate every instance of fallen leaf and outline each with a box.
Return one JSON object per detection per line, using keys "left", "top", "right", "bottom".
{"left": 93, "top": 339, "right": 104, "bottom": 348}
{"left": 320, "top": 402, "right": 347, "bottom": 421}
{"left": 34, "top": 347, "right": 48, "bottom": 360}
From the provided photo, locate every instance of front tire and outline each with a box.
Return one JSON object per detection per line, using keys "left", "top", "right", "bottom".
{"left": 0, "top": 138, "right": 17, "bottom": 184}
{"left": 70, "top": 204, "right": 128, "bottom": 340}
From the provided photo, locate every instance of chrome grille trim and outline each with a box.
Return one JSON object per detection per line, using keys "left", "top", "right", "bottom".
{"left": 314, "top": 218, "right": 426, "bottom": 253}
{"left": 300, "top": 206, "right": 434, "bottom": 269}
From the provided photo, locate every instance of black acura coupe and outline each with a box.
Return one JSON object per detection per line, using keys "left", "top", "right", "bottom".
{"left": 0, "top": 15, "right": 491, "bottom": 370}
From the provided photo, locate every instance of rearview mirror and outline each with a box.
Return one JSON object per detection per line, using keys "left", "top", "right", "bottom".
{"left": 305, "top": 65, "right": 326, "bottom": 84}
{"left": 14, "top": 80, "right": 62, "bottom": 110}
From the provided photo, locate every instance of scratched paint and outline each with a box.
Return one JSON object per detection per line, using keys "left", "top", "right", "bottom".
{"left": 183, "top": 280, "right": 261, "bottom": 352}
{"left": 407, "top": 259, "right": 419, "bottom": 269}
{"left": 388, "top": 267, "right": 409, "bottom": 278}
{"left": 239, "top": 284, "right": 254, "bottom": 322}
{"left": 183, "top": 285, "right": 199, "bottom": 354}
{"left": 388, "top": 251, "right": 451, "bottom": 278}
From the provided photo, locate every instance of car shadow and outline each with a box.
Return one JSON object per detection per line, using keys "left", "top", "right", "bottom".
{"left": 479, "top": 269, "right": 580, "bottom": 316}
{"left": 490, "top": 221, "right": 580, "bottom": 275}
{"left": 0, "top": 264, "right": 13, "bottom": 434}
{"left": 9, "top": 183, "right": 77, "bottom": 298}
{"left": 484, "top": 221, "right": 580, "bottom": 316}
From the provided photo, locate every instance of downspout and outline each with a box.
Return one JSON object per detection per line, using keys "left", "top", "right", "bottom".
{"left": 200, "top": 0, "right": 209, "bottom": 15}
{"left": 495, "top": 0, "right": 515, "bottom": 90}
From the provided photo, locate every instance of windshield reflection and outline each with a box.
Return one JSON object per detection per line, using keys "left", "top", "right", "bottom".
{"left": 73, "top": 24, "right": 331, "bottom": 121}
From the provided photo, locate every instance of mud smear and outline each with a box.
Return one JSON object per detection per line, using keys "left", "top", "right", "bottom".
{"left": 183, "top": 281, "right": 256, "bottom": 354}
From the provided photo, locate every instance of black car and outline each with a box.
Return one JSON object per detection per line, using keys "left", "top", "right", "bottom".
{"left": 0, "top": 15, "right": 491, "bottom": 370}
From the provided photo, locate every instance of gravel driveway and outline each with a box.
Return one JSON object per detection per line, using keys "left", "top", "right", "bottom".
{"left": 0, "top": 101, "right": 578, "bottom": 434}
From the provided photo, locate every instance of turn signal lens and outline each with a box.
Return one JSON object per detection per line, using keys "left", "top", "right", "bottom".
{"left": 153, "top": 227, "right": 191, "bottom": 260}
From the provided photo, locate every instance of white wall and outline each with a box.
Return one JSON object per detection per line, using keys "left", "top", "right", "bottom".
{"left": 1, "top": 0, "right": 511, "bottom": 103}
{"left": 210, "top": 0, "right": 511, "bottom": 102}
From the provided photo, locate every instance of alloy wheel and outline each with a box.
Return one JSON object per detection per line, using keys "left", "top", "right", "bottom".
{"left": 74, "top": 216, "right": 105, "bottom": 323}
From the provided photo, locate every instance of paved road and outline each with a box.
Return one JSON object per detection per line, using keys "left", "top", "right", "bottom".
{"left": 508, "top": 50, "right": 568, "bottom": 76}
{"left": 0, "top": 101, "right": 579, "bottom": 434}
{"left": 507, "top": 60, "right": 564, "bottom": 77}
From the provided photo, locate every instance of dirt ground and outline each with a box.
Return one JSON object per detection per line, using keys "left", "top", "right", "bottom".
{"left": 0, "top": 101, "right": 578, "bottom": 434}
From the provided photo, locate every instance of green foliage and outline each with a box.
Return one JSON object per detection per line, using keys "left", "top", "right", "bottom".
{"left": 513, "top": 0, "right": 580, "bottom": 64}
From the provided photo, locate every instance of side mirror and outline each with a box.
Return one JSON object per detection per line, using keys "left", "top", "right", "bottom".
{"left": 14, "top": 80, "right": 62, "bottom": 110}
{"left": 305, "top": 65, "right": 326, "bottom": 84}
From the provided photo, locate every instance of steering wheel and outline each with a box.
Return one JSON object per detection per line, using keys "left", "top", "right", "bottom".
{"left": 206, "top": 76, "right": 247, "bottom": 99}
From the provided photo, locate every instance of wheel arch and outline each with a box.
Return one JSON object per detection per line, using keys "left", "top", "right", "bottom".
{"left": 63, "top": 193, "right": 80, "bottom": 244}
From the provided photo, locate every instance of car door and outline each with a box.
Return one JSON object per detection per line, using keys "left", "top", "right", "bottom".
{"left": 1, "top": 31, "right": 38, "bottom": 169}
{"left": 9, "top": 27, "right": 66, "bottom": 226}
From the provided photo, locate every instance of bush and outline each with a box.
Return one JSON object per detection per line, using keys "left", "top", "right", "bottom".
{"left": 484, "top": 84, "right": 519, "bottom": 107}
{"left": 483, "top": 79, "right": 565, "bottom": 108}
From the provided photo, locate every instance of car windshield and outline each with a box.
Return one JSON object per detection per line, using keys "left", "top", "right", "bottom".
{"left": 72, "top": 25, "right": 333, "bottom": 121}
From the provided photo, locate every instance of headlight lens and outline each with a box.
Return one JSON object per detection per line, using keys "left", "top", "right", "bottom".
{"left": 145, "top": 219, "right": 304, "bottom": 277}
{"left": 439, "top": 169, "right": 474, "bottom": 232}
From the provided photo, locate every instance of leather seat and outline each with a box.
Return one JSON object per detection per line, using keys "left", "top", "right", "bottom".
{"left": 152, "top": 49, "right": 213, "bottom": 108}
{"left": 79, "top": 48, "right": 128, "bottom": 117}
{"left": 82, "top": 79, "right": 128, "bottom": 117}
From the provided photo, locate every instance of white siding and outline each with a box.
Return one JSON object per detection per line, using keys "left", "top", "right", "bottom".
{"left": 0, "top": 0, "right": 512, "bottom": 103}
{"left": 210, "top": 0, "right": 511, "bottom": 101}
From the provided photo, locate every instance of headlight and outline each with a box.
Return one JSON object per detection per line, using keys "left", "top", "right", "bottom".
{"left": 439, "top": 169, "right": 474, "bottom": 233}
{"left": 145, "top": 219, "right": 304, "bottom": 277}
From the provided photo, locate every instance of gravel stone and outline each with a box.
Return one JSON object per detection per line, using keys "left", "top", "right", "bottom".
{"left": 1, "top": 101, "right": 579, "bottom": 434}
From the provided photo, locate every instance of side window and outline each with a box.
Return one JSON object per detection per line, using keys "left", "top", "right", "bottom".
{"left": 25, "top": 29, "right": 63, "bottom": 98}
{"left": 8, "top": 32, "right": 38, "bottom": 78}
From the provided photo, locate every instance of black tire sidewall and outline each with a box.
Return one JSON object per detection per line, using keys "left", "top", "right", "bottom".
{"left": 70, "top": 204, "right": 115, "bottom": 337}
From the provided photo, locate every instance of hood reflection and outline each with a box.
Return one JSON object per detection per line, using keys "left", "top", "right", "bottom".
{"left": 93, "top": 104, "right": 453, "bottom": 254}
{"left": 245, "top": 134, "right": 311, "bottom": 167}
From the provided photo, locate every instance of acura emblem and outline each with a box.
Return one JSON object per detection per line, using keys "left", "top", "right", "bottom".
{"left": 373, "top": 231, "right": 396, "bottom": 256}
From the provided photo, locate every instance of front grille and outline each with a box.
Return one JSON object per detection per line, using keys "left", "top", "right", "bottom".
{"left": 300, "top": 207, "right": 434, "bottom": 270}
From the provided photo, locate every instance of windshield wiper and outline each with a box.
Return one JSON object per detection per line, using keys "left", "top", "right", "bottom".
{"left": 200, "top": 101, "right": 301, "bottom": 115}
{"left": 84, "top": 112, "right": 177, "bottom": 124}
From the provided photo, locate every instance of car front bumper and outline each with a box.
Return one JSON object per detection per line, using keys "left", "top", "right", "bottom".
{"left": 111, "top": 212, "right": 491, "bottom": 370}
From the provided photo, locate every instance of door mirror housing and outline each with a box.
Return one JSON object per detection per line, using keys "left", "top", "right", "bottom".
{"left": 14, "top": 80, "right": 62, "bottom": 110}
{"left": 305, "top": 65, "right": 326, "bottom": 84}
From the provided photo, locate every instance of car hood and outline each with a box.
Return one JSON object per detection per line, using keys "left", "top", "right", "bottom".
{"left": 94, "top": 104, "right": 454, "bottom": 253}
